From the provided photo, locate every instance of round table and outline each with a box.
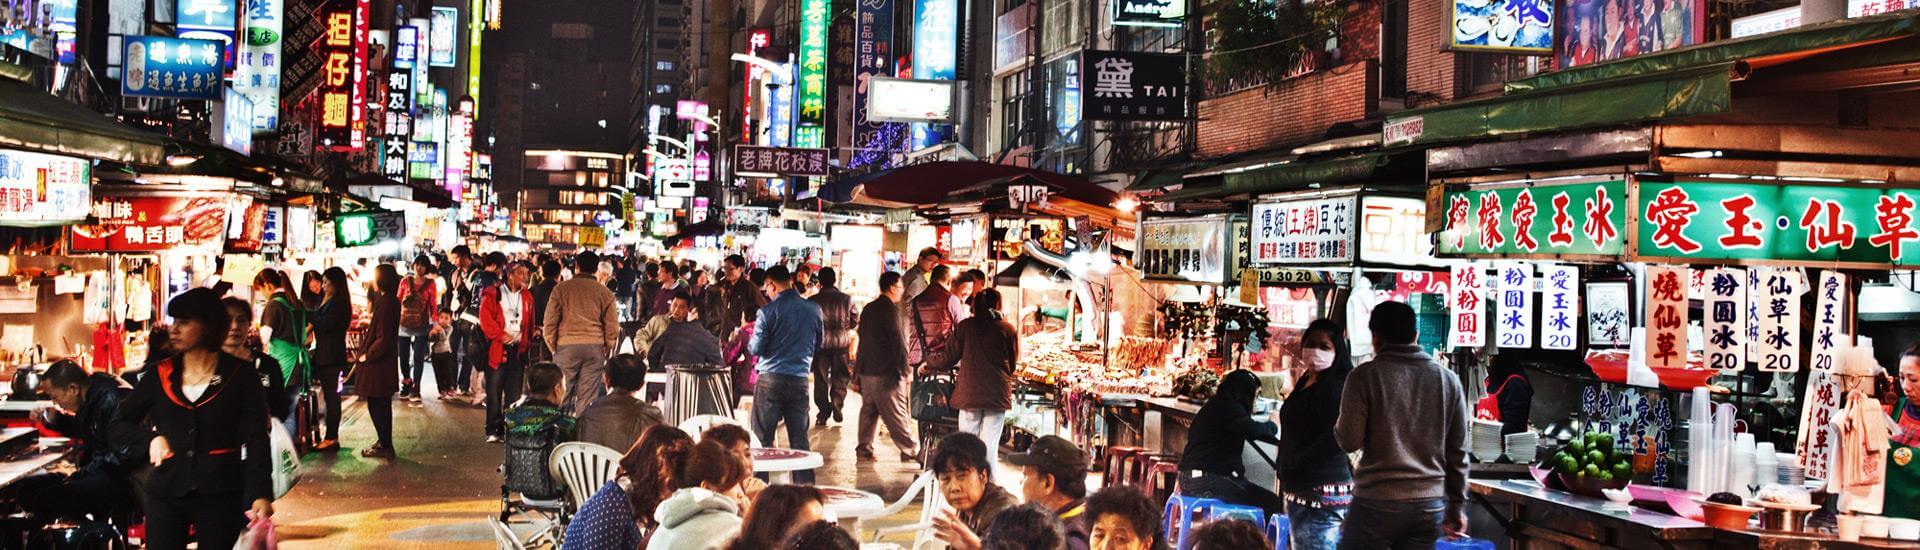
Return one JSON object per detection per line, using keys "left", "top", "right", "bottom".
{"left": 752, "top": 447, "right": 824, "bottom": 484}
{"left": 818, "top": 485, "right": 888, "bottom": 536}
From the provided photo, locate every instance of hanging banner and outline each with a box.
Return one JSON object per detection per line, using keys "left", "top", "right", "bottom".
{"left": 121, "top": 36, "right": 224, "bottom": 100}
{"left": 1137, "top": 215, "right": 1230, "bottom": 284}
{"left": 1450, "top": 263, "right": 1486, "bottom": 349}
{"left": 1540, "top": 265, "right": 1578, "bottom": 350}
{"left": 1586, "top": 281, "right": 1630, "bottom": 347}
{"left": 1809, "top": 271, "right": 1848, "bottom": 372}
{"left": 1439, "top": 179, "right": 1628, "bottom": 258}
{"left": 1754, "top": 267, "right": 1803, "bottom": 372}
{"left": 71, "top": 195, "right": 229, "bottom": 252}
{"left": 1797, "top": 372, "right": 1842, "bottom": 484}
{"left": 1645, "top": 266, "right": 1689, "bottom": 370}
{"left": 1702, "top": 267, "right": 1746, "bottom": 371}
{"left": 1635, "top": 182, "right": 1920, "bottom": 267}
{"left": 1496, "top": 263, "right": 1534, "bottom": 349}
{"left": 1249, "top": 195, "right": 1357, "bottom": 265}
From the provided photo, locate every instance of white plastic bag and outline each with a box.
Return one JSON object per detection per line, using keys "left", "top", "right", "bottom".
{"left": 267, "top": 420, "right": 302, "bottom": 499}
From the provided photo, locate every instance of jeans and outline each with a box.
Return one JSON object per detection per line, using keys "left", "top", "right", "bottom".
{"left": 486, "top": 355, "right": 526, "bottom": 437}
{"left": 812, "top": 349, "right": 851, "bottom": 419}
{"left": 398, "top": 331, "right": 430, "bottom": 392}
{"left": 1288, "top": 500, "right": 1349, "bottom": 550}
{"left": 957, "top": 409, "right": 1008, "bottom": 466}
{"left": 857, "top": 375, "right": 917, "bottom": 455}
{"left": 553, "top": 344, "right": 609, "bottom": 416}
{"left": 1337, "top": 498, "right": 1445, "bottom": 550}
{"left": 452, "top": 322, "right": 478, "bottom": 394}
{"left": 751, "top": 373, "right": 814, "bottom": 484}
{"left": 1180, "top": 472, "right": 1288, "bottom": 520}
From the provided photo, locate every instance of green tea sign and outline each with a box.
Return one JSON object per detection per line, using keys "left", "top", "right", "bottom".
{"left": 1635, "top": 181, "right": 1920, "bottom": 266}
{"left": 1438, "top": 180, "right": 1629, "bottom": 258}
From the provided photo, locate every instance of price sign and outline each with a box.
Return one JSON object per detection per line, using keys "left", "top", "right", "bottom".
{"left": 1754, "top": 267, "right": 1804, "bottom": 372}
{"left": 1809, "top": 271, "right": 1849, "bottom": 372}
{"left": 1496, "top": 263, "right": 1533, "bottom": 349}
{"left": 1702, "top": 267, "right": 1747, "bottom": 371}
{"left": 1450, "top": 262, "right": 1485, "bottom": 349}
{"left": 1540, "top": 265, "right": 1579, "bottom": 350}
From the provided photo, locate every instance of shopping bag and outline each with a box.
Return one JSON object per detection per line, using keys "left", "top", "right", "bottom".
{"left": 232, "top": 511, "right": 276, "bottom": 550}
{"left": 909, "top": 375, "right": 957, "bottom": 423}
{"left": 267, "top": 420, "right": 302, "bottom": 499}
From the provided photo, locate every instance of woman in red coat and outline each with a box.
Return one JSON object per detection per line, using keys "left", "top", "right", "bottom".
{"left": 354, "top": 264, "right": 403, "bottom": 458}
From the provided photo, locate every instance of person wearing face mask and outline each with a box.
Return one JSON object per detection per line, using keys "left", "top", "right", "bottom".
{"left": 1177, "top": 369, "right": 1285, "bottom": 520}
{"left": 1277, "top": 319, "right": 1355, "bottom": 550}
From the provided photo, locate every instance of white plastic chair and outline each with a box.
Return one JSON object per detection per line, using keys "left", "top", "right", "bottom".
{"left": 549, "top": 441, "right": 624, "bottom": 511}
{"left": 681, "top": 413, "right": 760, "bottom": 446}
{"left": 868, "top": 471, "right": 947, "bottom": 550}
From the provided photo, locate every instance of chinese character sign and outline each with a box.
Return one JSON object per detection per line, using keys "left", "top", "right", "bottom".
{"left": 1636, "top": 182, "right": 1920, "bottom": 266}
{"left": 1450, "top": 263, "right": 1486, "bottom": 349}
{"left": 428, "top": 7, "right": 458, "bottom": 67}
{"left": 1438, "top": 180, "right": 1627, "bottom": 257}
{"left": 121, "top": 36, "right": 224, "bottom": 100}
{"left": 1540, "top": 265, "right": 1579, "bottom": 350}
{"left": 70, "top": 195, "right": 229, "bottom": 252}
{"left": 1702, "top": 267, "right": 1746, "bottom": 371}
{"left": 1810, "top": 271, "right": 1849, "bottom": 372}
{"left": 1249, "top": 196, "right": 1357, "bottom": 265}
{"left": 1136, "top": 215, "right": 1229, "bottom": 284}
{"left": 796, "top": 0, "right": 830, "bottom": 147}
{"left": 1080, "top": 50, "right": 1187, "bottom": 121}
{"left": 177, "top": 0, "right": 237, "bottom": 68}
{"left": 1754, "top": 267, "right": 1804, "bottom": 372}
{"left": 1644, "top": 266, "right": 1689, "bottom": 370}
{"left": 734, "top": 145, "right": 831, "bottom": 178}
{"left": 313, "top": 0, "right": 359, "bottom": 148}
{"left": 1796, "top": 371, "right": 1841, "bottom": 483}
{"left": 0, "top": 149, "right": 91, "bottom": 226}
{"left": 235, "top": 0, "right": 282, "bottom": 131}
{"left": 1497, "top": 264, "right": 1534, "bottom": 349}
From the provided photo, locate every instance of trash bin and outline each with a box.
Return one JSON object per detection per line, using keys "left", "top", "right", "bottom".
{"left": 665, "top": 363, "right": 734, "bottom": 425}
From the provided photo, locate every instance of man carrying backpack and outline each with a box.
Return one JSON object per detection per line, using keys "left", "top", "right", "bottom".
{"left": 397, "top": 255, "right": 439, "bottom": 403}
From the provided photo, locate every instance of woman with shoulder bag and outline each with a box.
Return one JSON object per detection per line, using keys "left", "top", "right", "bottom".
{"left": 947, "top": 289, "right": 1018, "bottom": 466}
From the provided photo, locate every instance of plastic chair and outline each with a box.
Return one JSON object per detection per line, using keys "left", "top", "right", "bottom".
{"left": 868, "top": 471, "right": 947, "bottom": 550}
{"left": 1162, "top": 494, "right": 1221, "bottom": 550}
{"left": 1205, "top": 503, "right": 1266, "bottom": 530}
{"left": 680, "top": 413, "right": 760, "bottom": 446}
{"left": 549, "top": 442, "right": 623, "bottom": 511}
{"left": 1266, "top": 513, "right": 1292, "bottom": 550}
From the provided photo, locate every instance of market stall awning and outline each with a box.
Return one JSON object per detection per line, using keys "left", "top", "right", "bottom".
{"left": 335, "top": 173, "right": 458, "bottom": 209}
{"left": 1156, "top": 152, "right": 1393, "bottom": 202}
{"left": 0, "top": 77, "right": 166, "bottom": 165}
{"left": 1385, "top": 12, "right": 1920, "bottom": 149}
{"left": 820, "top": 161, "right": 1116, "bottom": 208}
{"left": 1125, "top": 161, "right": 1217, "bottom": 191}
{"left": 663, "top": 220, "right": 722, "bottom": 247}
{"left": 993, "top": 255, "right": 1068, "bottom": 287}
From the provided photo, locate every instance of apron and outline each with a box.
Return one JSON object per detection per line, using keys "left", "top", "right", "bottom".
{"left": 266, "top": 295, "right": 311, "bottom": 391}
{"left": 1888, "top": 399, "right": 1920, "bottom": 520}
{"left": 1476, "top": 374, "right": 1526, "bottom": 421}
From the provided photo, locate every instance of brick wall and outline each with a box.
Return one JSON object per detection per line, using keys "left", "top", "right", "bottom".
{"left": 1195, "top": 60, "right": 1377, "bottom": 159}
{"left": 1405, "top": 0, "right": 1458, "bottom": 106}
{"left": 1343, "top": 0, "right": 1382, "bottom": 66}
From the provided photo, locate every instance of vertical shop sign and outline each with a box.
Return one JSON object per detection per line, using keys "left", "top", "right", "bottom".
{"left": 745, "top": 28, "right": 771, "bottom": 137}
{"left": 314, "top": 0, "right": 355, "bottom": 148}
{"left": 1809, "top": 271, "right": 1848, "bottom": 372}
{"left": 1702, "top": 267, "right": 1746, "bottom": 371}
{"left": 1540, "top": 265, "right": 1578, "bottom": 350}
{"left": 381, "top": 53, "right": 412, "bottom": 180}
{"left": 1754, "top": 267, "right": 1803, "bottom": 372}
{"left": 236, "top": 0, "right": 283, "bottom": 131}
{"left": 909, "top": 0, "right": 957, "bottom": 149}
{"left": 795, "top": 0, "right": 829, "bottom": 148}
{"left": 428, "top": 7, "right": 458, "bottom": 67}
{"left": 854, "top": 0, "right": 893, "bottom": 155}
{"left": 177, "top": 0, "right": 237, "bottom": 68}
{"left": 411, "top": 17, "right": 431, "bottom": 106}
{"left": 347, "top": 0, "right": 369, "bottom": 150}
{"left": 1645, "top": 266, "right": 1689, "bottom": 370}
{"left": 1450, "top": 263, "right": 1486, "bottom": 349}
{"left": 1496, "top": 263, "right": 1534, "bottom": 349}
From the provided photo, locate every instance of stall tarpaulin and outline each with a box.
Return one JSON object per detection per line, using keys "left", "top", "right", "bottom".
{"left": 71, "top": 195, "right": 228, "bottom": 252}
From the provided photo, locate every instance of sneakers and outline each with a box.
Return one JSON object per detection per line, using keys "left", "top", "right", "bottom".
{"left": 486, "top": 435, "right": 502, "bottom": 443}
{"left": 360, "top": 444, "right": 396, "bottom": 458}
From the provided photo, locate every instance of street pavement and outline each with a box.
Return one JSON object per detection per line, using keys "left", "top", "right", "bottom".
{"left": 269, "top": 383, "right": 1040, "bottom": 548}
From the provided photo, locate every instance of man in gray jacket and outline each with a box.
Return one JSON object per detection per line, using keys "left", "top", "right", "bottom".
{"left": 1335, "top": 300, "right": 1470, "bottom": 549}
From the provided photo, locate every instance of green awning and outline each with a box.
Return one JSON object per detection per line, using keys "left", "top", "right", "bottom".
{"left": 1386, "top": 64, "right": 1733, "bottom": 149}
{"left": 1157, "top": 153, "right": 1388, "bottom": 201}
{"left": 1127, "top": 161, "right": 1217, "bottom": 191}
{"left": 1507, "top": 11, "right": 1920, "bottom": 93}
{"left": 0, "top": 77, "right": 166, "bottom": 165}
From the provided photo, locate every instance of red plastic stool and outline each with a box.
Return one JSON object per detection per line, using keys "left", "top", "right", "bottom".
{"left": 1104, "top": 446, "right": 1145, "bottom": 476}
{"left": 1149, "top": 462, "right": 1181, "bottom": 507}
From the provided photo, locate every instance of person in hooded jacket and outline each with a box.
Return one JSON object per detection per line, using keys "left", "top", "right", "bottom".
{"left": 1278, "top": 320, "right": 1356, "bottom": 550}
{"left": 646, "top": 440, "right": 753, "bottom": 550}
{"left": 1178, "top": 369, "right": 1285, "bottom": 518}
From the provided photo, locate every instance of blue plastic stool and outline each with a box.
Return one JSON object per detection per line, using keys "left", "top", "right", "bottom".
{"left": 1435, "top": 537, "right": 1495, "bottom": 550}
{"left": 1162, "top": 494, "right": 1221, "bottom": 550}
{"left": 1203, "top": 503, "right": 1267, "bottom": 530}
{"left": 1267, "top": 513, "right": 1291, "bottom": 550}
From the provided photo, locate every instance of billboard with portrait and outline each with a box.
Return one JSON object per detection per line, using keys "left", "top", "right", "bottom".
{"left": 1558, "top": 0, "right": 1702, "bottom": 68}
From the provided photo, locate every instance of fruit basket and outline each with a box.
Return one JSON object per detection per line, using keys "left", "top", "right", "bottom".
{"left": 1543, "top": 430, "right": 1636, "bottom": 498}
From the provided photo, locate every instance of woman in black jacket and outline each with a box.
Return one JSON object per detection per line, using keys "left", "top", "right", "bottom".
{"left": 309, "top": 267, "right": 353, "bottom": 451}
{"left": 109, "top": 288, "right": 273, "bottom": 550}
{"left": 1276, "top": 319, "right": 1354, "bottom": 550}
{"left": 1178, "top": 369, "right": 1284, "bottom": 519}
{"left": 222, "top": 297, "right": 291, "bottom": 421}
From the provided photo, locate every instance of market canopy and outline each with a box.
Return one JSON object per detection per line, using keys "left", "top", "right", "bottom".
{"left": 0, "top": 77, "right": 167, "bottom": 165}
{"left": 1156, "top": 152, "right": 1399, "bottom": 202}
{"left": 1384, "top": 11, "right": 1920, "bottom": 149}
{"left": 820, "top": 161, "right": 1117, "bottom": 208}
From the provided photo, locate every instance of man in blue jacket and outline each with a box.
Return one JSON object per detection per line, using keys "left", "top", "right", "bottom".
{"left": 749, "top": 265, "right": 824, "bottom": 483}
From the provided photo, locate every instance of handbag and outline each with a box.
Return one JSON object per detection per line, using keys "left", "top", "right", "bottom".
{"left": 910, "top": 374, "right": 957, "bottom": 423}
{"left": 267, "top": 420, "right": 302, "bottom": 498}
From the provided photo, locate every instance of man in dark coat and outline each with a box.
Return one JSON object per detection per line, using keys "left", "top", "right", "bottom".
{"left": 808, "top": 267, "right": 859, "bottom": 425}
{"left": 20, "top": 360, "right": 142, "bottom": 520}
{"left": 855, "top": 272, "right": 918, "bottom": 461}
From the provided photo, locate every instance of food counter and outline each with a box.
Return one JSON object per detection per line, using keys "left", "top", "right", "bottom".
{"left": 1471, "top": 480, "right": 1920, "bottom": 549}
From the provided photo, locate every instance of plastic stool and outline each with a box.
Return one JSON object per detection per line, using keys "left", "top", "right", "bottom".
{"left": 1267, "top": 513, "right": 1291, "bottom": 550}
{"left": 1105, "top": 447, "right": 1145, "bottom": 482}
{"left": 1435, "top": 537, "right": 1495, "bottom": 550}
{"left": 1204, "top": 503, "right": 1266, "bottom": 530}
{"left": 1149, "top": 463, "right": 1181, "bottom": 507}
{"left": 1162, "top": 494, "right": 1220, "bottom": 550}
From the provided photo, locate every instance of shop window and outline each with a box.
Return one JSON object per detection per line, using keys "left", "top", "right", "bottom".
{"left": 999, "top": 71, "right": 1032, "bottom": 154}
{"left": 1459, "top": 53, "right": 1544, "bottom": 96}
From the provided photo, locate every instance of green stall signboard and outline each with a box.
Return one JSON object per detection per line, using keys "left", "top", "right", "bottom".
{"left": 1438, "top": 180, "right": 1629, "bottom": 258}
{"left": 1634, "top": 181, "right": 1920, "bottom": 266}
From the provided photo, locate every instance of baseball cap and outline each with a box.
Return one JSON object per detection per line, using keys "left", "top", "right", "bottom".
{"left": 1005, "top": 435, "right": 1090, "bottom": 472}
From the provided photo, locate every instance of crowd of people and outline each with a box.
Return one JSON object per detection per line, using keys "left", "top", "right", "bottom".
{"left": 15, "top": 241, "right": 1476, "bottom": 550}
